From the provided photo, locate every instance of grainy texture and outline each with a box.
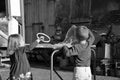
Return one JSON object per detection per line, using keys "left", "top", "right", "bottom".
{"left": 0, "top": 66, "right": 120, "bottom": 80}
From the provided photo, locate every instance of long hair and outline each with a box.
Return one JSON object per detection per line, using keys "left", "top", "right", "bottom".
{"left": 63, "top": 25, "right": 89, "bottom": 45}
{"left": 7, "top": 34, "right": 25, "bottom": 55}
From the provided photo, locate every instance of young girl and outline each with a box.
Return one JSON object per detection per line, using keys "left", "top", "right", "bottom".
{"left": 7, "top": 34, "right": 40, "bottom": 80}
{"left": 62, "top": 25, "right": 95, "bottom": 80}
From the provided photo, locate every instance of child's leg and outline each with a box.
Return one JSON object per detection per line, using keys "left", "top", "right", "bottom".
{"left": 73, "top": 67, "right": 92, "bottom": 80}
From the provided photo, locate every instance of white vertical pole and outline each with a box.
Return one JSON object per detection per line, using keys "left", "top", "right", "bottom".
{"left": 21, "top": 0, "right": 25, "bottom": 41}
{"left": 105, "top": 43, "right": 111, "bottom": 59}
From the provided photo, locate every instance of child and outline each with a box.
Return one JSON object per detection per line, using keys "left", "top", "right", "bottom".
{"left": 7, "top": 34, "right": 40, "bottom": 80}
{"left": 62, "top": 25, "right": 95, "bottom": 80}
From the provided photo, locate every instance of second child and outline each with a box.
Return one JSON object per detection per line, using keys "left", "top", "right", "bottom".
{"left": 7, "top": 34, "right": 40, "bottom": 80}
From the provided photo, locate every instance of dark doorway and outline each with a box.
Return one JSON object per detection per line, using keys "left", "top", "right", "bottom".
{"left": 0, "top": 0, "right": 6, "bottom": 17}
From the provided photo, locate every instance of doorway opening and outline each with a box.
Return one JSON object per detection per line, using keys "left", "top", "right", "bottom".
{"left": 0, "top": 0, "right": 6, "bottom": 18}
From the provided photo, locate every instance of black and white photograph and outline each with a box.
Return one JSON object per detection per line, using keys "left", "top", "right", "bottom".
{"left": 0, "top": 0, "right": 120, "bottom": 80}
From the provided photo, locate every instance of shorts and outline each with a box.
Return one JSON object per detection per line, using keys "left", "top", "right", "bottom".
{"left": 73, "top": 67, "right": 92, "bottom": 80}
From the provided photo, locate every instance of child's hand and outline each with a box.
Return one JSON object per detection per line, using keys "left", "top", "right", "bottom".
{"left": 63, "top": 39, "right": 72, "bottom": 48}
{"left": 36, "top": 33, "right": 51, "bottom": 43}
{"left": 64, "top": 43, "right": 72, "bottom": 48}
{"left": 36, "top": 38, "right": 41, "bottom": 43}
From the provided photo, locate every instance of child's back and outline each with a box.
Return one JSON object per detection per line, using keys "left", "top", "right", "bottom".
{"left": 62, "top": 25, "right": 95, "bottom": 80}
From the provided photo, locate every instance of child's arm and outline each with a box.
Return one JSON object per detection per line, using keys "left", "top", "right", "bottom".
{"left": 29, "top": 39, "right": 40, "bottom": 50}
{"left": 0, "top": 30, "right": 8, "bottom": 40}
{"left": 62, "top": 44, "right": 80, "bottom": 57}
{"left": 87, "top": 29, "right": 95, "bottom": 46}
{"left": 25, "top": 39, "right": 40, "bottom": 52}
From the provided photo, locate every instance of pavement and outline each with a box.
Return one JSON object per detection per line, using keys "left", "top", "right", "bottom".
{"left": 0, "top": 61, "right": 120, "bottom": 80}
